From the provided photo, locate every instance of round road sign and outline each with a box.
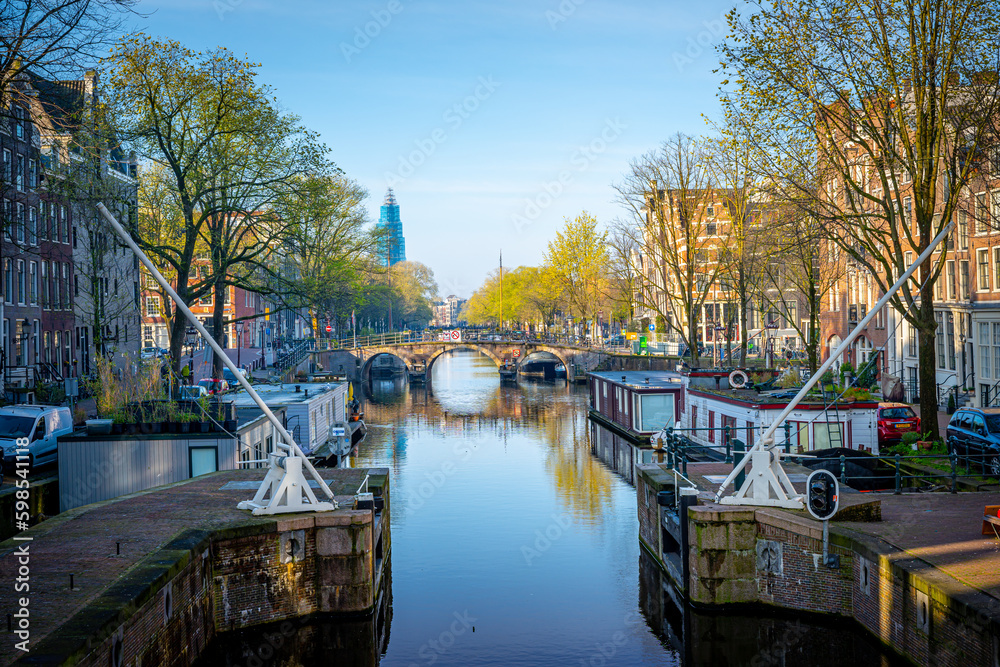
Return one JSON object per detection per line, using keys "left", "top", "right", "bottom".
{"left": 450, "top": 330, "right": 461, "bottom": 341}
{"left": 513, "top": 349, "right": 521, "bottom": 358}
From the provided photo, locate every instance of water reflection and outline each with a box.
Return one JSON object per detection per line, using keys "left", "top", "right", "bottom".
{"left": 200, "top": 350, "right": 899, "bottom": 666}
{"left": 638, "top": 549, "right": 905, "bottom": 666}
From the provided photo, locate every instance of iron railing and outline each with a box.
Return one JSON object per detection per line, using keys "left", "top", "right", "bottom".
{"left": 656, "top": 424, "right": 1000, "bottom": 494}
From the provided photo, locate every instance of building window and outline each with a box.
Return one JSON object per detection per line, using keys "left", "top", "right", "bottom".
{"left": 958, "top": 210, "right": 969, "bottom": 249}
{"left": 936, "top": 313, "right": 945, "bottom": 368}
{"left": 17, "top": 260, "right": 24, "bottom": 305}
{"left": 977, "top": 193, "right": 990, "bottom": 233}
{"left": 15, "top": 154, "right": 23, "bottom": 190}
{"left": 980, "top": 248, "right": 991, "bottom": 291}
{"left": 960, "top": 260, "right": 970, "bottom": 300}
{"left": 28, "top": 262, "right": 37, "bottom": 305}
{"left": 62, "top": 264, "right": 69, "bottom": 310}
{"left": 146, "top": 296, "right": 161, "bottom": 317}
{"left": 2, "top": 149, "right": 10, "bottom": 183}
{"left": 27, "top": 207, "right": 36, "bottom": 245}
{"left": 40, "top": 262, "right": 47, "bottom": 309}
{"left": 907, "top": 322, "right": 918, "bottom": 357}
{"left": 27, "top": 159, "right": 36, "bottom": 189}
{"left": 947, "top": 316, "right": 956, "bottom": 371}
{"left": 946, "top": 261, "right": 956, "bottom": 300}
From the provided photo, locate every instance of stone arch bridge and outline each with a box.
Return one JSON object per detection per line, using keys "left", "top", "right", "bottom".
{"left": 314, "top": 341, "right": 607, "bottom": 381}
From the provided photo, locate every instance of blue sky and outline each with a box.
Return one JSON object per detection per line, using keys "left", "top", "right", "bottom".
{"left": 133, "top": 0, "right": 735, "bottom": 297}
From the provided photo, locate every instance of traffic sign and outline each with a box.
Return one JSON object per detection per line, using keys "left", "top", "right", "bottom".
{"left": 450, "top": 329, "right": 462, "bottom": 342}
{"left": 512, "top": 348, "right": 521, "bottom": 358}
{"left": 325, "top": 325, "right": 332, "bottom": 333}
{"left": 626, "top": 332, "right": 638, "bottom": 341}
{"left": 648, "top": 324, "right": 655, "bottom": 332}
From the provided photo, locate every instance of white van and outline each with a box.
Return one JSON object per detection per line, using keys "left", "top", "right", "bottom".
{"left": 0, "top": 405, "right": 74, "bottom": 469}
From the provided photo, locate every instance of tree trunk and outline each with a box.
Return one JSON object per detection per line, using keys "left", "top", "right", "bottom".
{"left": 739, "top": 297, "right": 749, "bottom": 365}
{"left": 917, "top": 292, "right": 939, "bottom": 441}
{"left": 212, "top": 280, "right": 227, "bottom": 378}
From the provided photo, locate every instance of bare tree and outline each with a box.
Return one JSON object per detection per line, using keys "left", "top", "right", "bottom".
{"left": 1, "top": 0, "right": 137, "bottom": 105}
{"left": 614, "top": 134, "right": 721, "bottom": 362}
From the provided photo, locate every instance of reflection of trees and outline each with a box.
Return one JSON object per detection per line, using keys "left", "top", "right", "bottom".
{"left": 539, "top": 403, "right": 614, "bottom": 523}
{"left": 355, "top": 350, "right": 613, "bottom": 525}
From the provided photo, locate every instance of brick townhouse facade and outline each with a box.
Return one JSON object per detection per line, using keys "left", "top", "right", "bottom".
{"left": 635, "top": 187, "right": 807, "bottom": 357}
{"left": 817, "top": 112, "right": 1000, "bottom": 407}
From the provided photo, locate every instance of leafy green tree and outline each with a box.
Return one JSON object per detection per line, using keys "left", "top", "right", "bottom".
{"left": 717, "top": 0, "right": 1000, "bottom": 419}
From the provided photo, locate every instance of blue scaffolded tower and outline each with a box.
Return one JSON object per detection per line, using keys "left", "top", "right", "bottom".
{"left": 378, "top": 188, "right": 407, "bottom": 266}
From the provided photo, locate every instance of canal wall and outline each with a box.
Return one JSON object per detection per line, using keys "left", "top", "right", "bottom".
{"left": 637, "top": 464, "right": 1000, "bottom": 667}
{"left": 1, "top": 468, "right": 389, "bottom": 667}
{"left": 0, "top": 473, "right": 58, "bottom": 541}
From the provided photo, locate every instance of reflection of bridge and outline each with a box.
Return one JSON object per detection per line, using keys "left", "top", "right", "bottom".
{"left": 312, "top": 334, "right": 608, "bottom": 381}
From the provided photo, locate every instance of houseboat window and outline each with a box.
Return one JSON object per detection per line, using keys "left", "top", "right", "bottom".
{"left": 639, "top": 394, "right": 674, "bottom": 433}
{"left": 790, "top": 421, "right": 809, "bottom": 452}
{"left": 814, "top": 422, "right": 844, "bottom": 450}
{"left": 190, "top": 447, "right": 218, "bottom": 477}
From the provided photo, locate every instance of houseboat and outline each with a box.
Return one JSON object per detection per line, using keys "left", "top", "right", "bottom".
{"left": 588, "top": 371, "right": 685, "bottom": 445}
{"left": 676, "top": 384, "right": 879, "bottom": 455}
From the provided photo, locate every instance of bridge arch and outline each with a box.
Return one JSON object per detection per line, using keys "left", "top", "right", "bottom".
{"left": 425, "top": 345, "right": 504, "bottom": 377}
{"left": 360, "top": 351, "right": 414, "bottom": 380}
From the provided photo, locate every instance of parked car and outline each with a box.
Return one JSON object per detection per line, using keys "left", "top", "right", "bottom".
{"left": 222, "top": 367, "right": 246, "bottom": 385}
{"left": 946, "top": 407, "right": 1000, "bottom": 476}
{"left": 876, "top": 402, "right": 921, "bottom": 447}
{"left": 179, "top": 385, "right": 209, "bottom": 400}
{"left": 140, "top": 346, "right": 158, "bottom": 360}
{"left": 0, "top": 405, "right": 74, "bottom": 472}
{"left": 197, "top": 378, "right": 229, "bottom": 395}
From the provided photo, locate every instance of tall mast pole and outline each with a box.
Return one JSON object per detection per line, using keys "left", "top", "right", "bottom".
{"left": 499, "top": 250, "right": 504, "bottom": 331}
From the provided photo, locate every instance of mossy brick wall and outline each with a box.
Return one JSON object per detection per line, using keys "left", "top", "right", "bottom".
{"left": 852, "top": 549, "right": 996, "bottom": 666}
{"left": 679, "top": 504, "right": 1000, "bottom": 667}
{"left": 755, "top": 521, "right": 853, "bottom": 616}
{"left": 75, "top": 544, "right": 215, "bottom": 667}
{"left": 213, "top": 529, "right": 318, "bottom": 631}
{"left": 35, "top": 513, "right": 381, "bottom": 667}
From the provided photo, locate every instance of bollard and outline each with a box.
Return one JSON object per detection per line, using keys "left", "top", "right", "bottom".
{"left": 839, "top": 455, "right": 847, "bottom": 486}
{"left": 733, "top": 438, "right": 746, "bottom": 491}
{"left": 951, "top": 451, "right": 958, "bottom": 494}
{"left": 896, "top": 454, "right": 903, "bottom": 496}
{"left": 724, "top": 426, "right": 732, "bottom": 464}
{"left": 69, "top": 574, "right": 75, "bottom": 590}
{"left": 783, "top": 421, "right": 791, "bottom": 455}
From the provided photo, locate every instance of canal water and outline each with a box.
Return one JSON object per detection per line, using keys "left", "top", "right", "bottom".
{"left": 200, "top": 350, "right": 904, "bottom": 666}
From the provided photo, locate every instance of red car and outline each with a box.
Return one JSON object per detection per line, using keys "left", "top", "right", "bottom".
{"left": 877, "top": 402, "right": 921, "bottom": 446}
